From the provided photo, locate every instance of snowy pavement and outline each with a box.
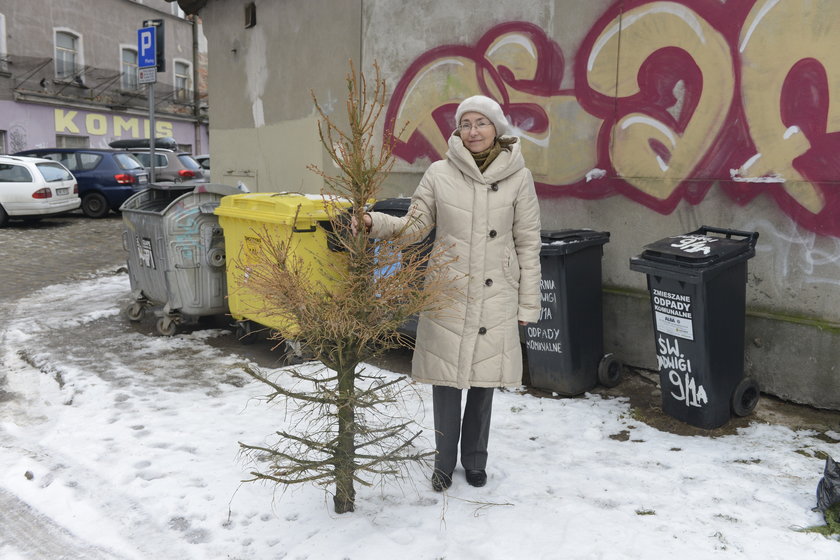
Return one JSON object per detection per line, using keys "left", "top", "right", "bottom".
{"left": 1, "top": 267, "right": 839, "bottom": 559}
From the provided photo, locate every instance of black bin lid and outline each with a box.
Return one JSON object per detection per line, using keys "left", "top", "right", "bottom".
{"left": 541, "top": 229, "right": 610, "bottom": 255}
{"left": 639, "top": 226, "right": 758, "bottom": 268}
{"left": 371, "top": 197, "right": 411, "bottom": 216}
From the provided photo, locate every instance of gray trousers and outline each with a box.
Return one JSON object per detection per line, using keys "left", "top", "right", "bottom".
{"left": 432, "top": 385, "right": 495, "bottom": 474}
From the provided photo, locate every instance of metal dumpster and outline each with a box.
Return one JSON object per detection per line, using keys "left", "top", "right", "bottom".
{"left": 120, "top": 183, "right": 241, "bottom": 335}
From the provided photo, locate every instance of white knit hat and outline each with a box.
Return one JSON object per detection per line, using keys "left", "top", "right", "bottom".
{"left": 454, "top": 95, "right": 512, "bottom": 137}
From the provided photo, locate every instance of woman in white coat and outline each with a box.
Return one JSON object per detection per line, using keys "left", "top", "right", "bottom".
{"left": 362, "top": 95, "right": 542, "bottom": 491}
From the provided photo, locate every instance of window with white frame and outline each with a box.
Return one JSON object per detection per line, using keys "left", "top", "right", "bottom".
{"left": 174, "top": 60, "right": 191, "bottom": 102}
{"left": 121, "top": 47, "right": 139, "bottom": 90}
{"left": 55, "top": 29, "right": 82, "bottom": 81}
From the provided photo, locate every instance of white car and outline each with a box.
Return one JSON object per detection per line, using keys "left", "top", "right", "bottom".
{"left": 0, "top": 154, "right": 80, "bottom": 227}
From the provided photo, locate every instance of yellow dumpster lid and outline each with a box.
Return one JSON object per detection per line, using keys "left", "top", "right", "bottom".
{"left": 214, "top": 192, "right": 351, "bottom": 225}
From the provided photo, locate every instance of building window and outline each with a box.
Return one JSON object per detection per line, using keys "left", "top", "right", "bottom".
{"left": 121, "top": 47, "right": 139, "bottom": 90}
{"left": 174, "top": 60, "right": 191, "bottom": 102}
{"left": 56, "top": 134, "right": 89, "bottom": 148}
{"left": 0, "top": 130, "right": 6, "bottom": 154}
{"left": 55, "top": 29, "right": 82, "bottom": 81}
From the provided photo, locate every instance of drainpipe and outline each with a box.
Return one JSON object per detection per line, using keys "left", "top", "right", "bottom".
{"left": 191, "top": 14, "right": 201, "bottom": 154}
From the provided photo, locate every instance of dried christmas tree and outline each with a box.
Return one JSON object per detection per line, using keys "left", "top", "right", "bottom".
{"left": 235, "top": 61, "right": 454, "bottom": 513}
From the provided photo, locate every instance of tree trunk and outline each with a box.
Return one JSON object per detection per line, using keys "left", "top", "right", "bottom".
{"left": 333, "top": 360, "right": 357, "bottom": 513}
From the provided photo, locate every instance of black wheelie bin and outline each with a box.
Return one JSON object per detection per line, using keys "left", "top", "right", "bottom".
{"left": 629, "top": 226, "right": 760, "bottom": 429}
{"left": 524, "top": 229, "right": 622, "bottom": 396}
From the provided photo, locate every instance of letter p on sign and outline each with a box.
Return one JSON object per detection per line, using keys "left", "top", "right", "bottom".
{"left": 138, "top": 26, "right": 156, "bottom": 68}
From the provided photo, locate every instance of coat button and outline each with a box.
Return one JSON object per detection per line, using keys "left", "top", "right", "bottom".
{"left": 478, "top": 327, "right": 487, "bottom": 335}
{"left": 489, "top": 229, "right": 497, "bottom": 238}
{"left": 490, "top": 183, "right": 499, "bottom": 191}
{"left": 485, "top": 278, "right": 493, "bottom": 286}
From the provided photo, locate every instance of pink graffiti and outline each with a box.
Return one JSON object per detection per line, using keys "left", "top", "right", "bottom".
{"left": 384, "top": 0, "right": 840, "bottom": 237}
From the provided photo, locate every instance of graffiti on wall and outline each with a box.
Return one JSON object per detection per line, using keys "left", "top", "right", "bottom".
{"left": 384, "top": 0, "right": 840, "bottom": 237}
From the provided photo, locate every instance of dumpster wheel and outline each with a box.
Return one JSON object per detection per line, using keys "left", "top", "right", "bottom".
{"left": 156, "top": 316, "right": 179, "bottom": 337}
{"left": 731, "top": 377, "right": 760, "bottom": 417}
{"left": 125, "top": 302, "right": 146, "bottom": 322}
{"left": 235, "top": 320, "right": 258, "bottom": 345}
{"left": 597, "top": 353, "right": 623, "bottom": 388}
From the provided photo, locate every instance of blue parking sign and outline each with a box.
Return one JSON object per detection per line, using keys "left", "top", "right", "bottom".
{"left": 138, "top": 26, "right": 156, "bottom": 68}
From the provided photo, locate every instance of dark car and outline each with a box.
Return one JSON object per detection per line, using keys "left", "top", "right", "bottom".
{"left": 14, "top": 148, "right": 148, "bottom": 218}
{"left": 108, "top": 137, "right": 208, "bottom": 184}
{"left": 129, "top": 149, "right": 208, "bottom": 183}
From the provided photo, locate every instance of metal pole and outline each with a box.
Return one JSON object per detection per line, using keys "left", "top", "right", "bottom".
{"left": 149, "top": 81, "right": 156, "bottom": 183}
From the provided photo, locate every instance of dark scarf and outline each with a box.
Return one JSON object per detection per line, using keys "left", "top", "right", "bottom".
{"left": 471, "top": 141, "right": 503, "bottom": 172}
{"left": 469, "top": 137, "right": 518, "bottom": 172}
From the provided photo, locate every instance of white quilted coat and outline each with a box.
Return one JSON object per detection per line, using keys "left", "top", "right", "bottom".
{"left": 369, "top": 133, "right": 542, "bottom": 389}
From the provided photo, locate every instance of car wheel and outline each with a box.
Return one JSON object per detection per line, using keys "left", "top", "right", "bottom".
{"left": 0, "top": 205, "right": 9, "bottom": 228}
{"left": 82, "top": 192, "right": 110, "bottom": 219}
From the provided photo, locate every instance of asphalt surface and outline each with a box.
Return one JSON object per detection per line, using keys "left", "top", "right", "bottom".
{"left": 0, "top": 211, "right": 128, "bottom": 302}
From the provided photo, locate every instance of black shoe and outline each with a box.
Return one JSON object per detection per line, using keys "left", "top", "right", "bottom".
{"left": 431, "top": 469, "right": 453, "bottom": 492}
{"left": 465, "top": 469, "right": 487, "bottom": 487}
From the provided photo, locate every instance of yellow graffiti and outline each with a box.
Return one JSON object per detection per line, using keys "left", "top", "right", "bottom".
{"left": 483, "top": 32, "right": 602, "bottom": 183}
{"left": 392, "top": 56, "right": 494, "bottom": 158}
{"left": 738, "top": 0, "right": 829, "bottom": 213}
{"left": 587, "top": 1, "right": 734, "bottom": 200}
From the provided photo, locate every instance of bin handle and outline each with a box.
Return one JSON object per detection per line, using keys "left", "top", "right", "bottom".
{"left": 292, "top": 225, "right": 317, "bottom": 233}
{"left": 694, "top": 225, "right": 759, "bottom": 248}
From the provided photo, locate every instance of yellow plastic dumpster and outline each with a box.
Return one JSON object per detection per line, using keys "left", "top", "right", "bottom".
{"left": 214, "top": 192, "right": 351, "bottom": 342}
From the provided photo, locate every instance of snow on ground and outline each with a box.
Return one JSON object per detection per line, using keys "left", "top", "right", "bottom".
{"left": 0, "top": 270, "right": 838, "bottom": 559}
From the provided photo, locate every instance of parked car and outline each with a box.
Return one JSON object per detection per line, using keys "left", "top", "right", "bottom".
{"left": 108, "top": 138, "right": 208, "bottom": 184}
{"left": 194, "top": 154, "right": 210, "bottom": 171}
{"left": 132, "top": 149, "right": 209, "bottom": 183}
{"left": 14, "top": 148, "right": 148, "bottom": 218}
{"left": 0, "top": 154, "right": 80, "bottom": 227}
{"left": 194, "top": 153, "right": 210, "bottom": 181}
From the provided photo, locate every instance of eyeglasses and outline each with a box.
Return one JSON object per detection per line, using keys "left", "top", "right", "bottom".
{"left": 458, "top": 120, "right": 493, "bottom": 132}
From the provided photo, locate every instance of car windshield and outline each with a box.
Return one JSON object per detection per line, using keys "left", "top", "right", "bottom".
{"left": 36, "top": 162, "right": 74, "bottom": 182}
{"left": 178, "top": 154, "right": 202, "bottom": 170}
{"left": 115, "top": 153, "right": 145, "bottom": 170}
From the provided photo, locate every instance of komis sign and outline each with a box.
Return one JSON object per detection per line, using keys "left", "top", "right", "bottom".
{"left": 54, "top": 109, "right": 174, "bottom": 138}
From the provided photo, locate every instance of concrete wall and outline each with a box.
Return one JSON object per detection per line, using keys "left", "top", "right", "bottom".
{"left": 198, "top": 0, "right": 840, "bottom": 409}
{"left": 202, "top": 0, "right": 361, "bottom": 193}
